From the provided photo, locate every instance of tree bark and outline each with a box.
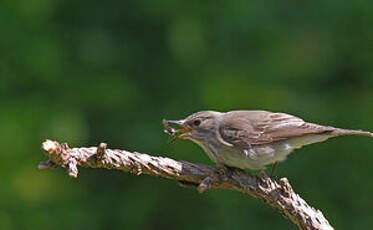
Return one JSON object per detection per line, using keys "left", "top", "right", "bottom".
{"left": 39, "top": 139, "right": 334, "bottom": 230}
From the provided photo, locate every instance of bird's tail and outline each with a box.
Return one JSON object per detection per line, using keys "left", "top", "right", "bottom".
{"left": 330, "top": 128, "right": 373, "bottom": 137}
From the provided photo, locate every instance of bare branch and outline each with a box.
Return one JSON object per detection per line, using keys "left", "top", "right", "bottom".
{"left": 39, "top": 139, "right": 333, "bottom": 230}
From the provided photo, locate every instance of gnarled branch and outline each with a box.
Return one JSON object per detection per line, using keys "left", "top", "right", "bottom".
{"left": 38, "top": 139, "right": 333, "bottom": 230}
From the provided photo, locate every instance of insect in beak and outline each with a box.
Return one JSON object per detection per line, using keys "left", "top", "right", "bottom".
{"left": 163, "top": 126, "right": 178, "bottom": 143}
{"left": 162, "top": 119, "right": 192, "bottom": 142}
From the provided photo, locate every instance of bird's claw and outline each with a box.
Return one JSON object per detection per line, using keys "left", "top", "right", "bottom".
{"left": 216, "top": 164, "right": 233, "bottom": 178}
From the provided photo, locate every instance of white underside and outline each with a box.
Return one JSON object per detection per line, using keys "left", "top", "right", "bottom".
{"left": 191, "top": 134, "right": 332, "bottom": 170}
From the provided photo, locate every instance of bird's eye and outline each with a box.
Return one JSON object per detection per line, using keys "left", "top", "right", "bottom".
{"left": 193, "top": 119, "right": 201, "bottom": 126}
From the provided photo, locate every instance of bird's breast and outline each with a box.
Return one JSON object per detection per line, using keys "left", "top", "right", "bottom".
{"left": 192, "top": 134, "right": 332, "bottom": 170}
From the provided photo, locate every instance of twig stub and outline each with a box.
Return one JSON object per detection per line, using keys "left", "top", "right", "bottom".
{"left": 96, "top": 142, "right": 107, "bottom": 158}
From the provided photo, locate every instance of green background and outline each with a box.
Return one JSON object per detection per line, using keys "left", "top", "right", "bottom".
{"left": 1, "top": 1, "right": 373, "bottom": 229}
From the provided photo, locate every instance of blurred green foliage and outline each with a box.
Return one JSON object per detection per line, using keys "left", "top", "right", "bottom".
{"left": 1, "top": 0, "right": 373, "bottom": 229}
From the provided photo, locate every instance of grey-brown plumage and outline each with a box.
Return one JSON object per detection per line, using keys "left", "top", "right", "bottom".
{"left": 164, "top": 110, "right": 372, "bottom": 170}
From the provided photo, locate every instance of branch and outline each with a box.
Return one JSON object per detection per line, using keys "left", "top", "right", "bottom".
{"left": 39, "top": 139, "right": 333, "bottom": 230}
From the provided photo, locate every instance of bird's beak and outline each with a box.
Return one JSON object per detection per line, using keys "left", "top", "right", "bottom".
{"left": 162, "top": 119, "right": 192, "bottom": 139}
{"left": 165, "top": 120, "right": 185, "bottom": 126}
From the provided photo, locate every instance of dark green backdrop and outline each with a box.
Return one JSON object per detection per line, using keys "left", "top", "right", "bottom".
{"left": 1, "top": 1, "right": 373, "bottom": 229}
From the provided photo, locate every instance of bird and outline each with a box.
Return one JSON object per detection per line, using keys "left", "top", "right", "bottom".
{"left": 163, "top": 110, "right": 373, "bottom": 174}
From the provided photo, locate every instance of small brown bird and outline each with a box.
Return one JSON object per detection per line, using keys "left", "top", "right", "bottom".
{"left": 164, "top": 110, "right": 372, "bottom": 173}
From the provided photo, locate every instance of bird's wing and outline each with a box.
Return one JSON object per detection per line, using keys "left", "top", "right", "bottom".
{"left": 218, "top": 110, "right": 334, "bottom": 146}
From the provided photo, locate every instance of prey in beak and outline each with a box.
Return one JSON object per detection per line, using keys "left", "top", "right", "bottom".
{"left": 162, "top": 119, "right": 192, "bottom": 142}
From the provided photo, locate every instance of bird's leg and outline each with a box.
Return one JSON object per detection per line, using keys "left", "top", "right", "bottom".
{"left": 270, "top": 162, "right": 279, "bottom": 179}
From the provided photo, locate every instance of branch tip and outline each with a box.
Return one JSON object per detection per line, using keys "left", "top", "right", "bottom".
{"left": 42, "top": 139, "right": 58, "bottom": 153}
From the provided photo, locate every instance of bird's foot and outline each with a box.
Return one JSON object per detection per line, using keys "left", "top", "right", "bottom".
{"left": 215, "top": 163, "right": 234, "bottom": 178}
{"left": 196, "top": 163, "right": 232, "bottom": 193}
{"left": 270, "top": 174, "right": 279, "bottom": 181}
{"left": 196, "top": 164, "right": 246, "bottom": 193}
{"left": 258, "top": 169, "right": 278, "bottom": 181}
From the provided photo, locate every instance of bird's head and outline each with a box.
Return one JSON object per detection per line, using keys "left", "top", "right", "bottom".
{"left": 163, "top": 111, "right": 222, "bottom": 143}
